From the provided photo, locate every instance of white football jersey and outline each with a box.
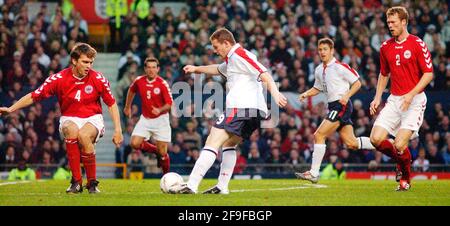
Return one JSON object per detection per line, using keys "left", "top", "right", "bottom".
{"left": 313, "top": 57, "right": 360, "bottom": 102}
{"left": 217, "top": 44, "right": 269, "bottom": 115}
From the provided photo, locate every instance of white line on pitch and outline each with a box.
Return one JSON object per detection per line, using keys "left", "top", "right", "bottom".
{"left": 0, "top": 181, "right": 32, "bottom": 186}
{"left": 231, "top": 184, "right": 328, "bottom": 193}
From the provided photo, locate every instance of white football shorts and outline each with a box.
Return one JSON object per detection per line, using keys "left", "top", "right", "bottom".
{"left": 59, "top": 114, "right": 105, "bottom": 143}
{"left": 132, "top": 113, "right": 171, "bottom": 142}
{"left": 373, "top": 92, "right": 427, "bottom": 139}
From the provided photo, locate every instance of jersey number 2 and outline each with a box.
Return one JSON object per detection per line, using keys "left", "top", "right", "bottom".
{"left": 395, "top": 54, "right": 400, "bottom": 66}
{"left": 75, "top": 90, "right": 81, "bottom": 102}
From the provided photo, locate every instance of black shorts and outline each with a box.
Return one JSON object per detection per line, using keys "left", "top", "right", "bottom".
{"left": 213, "top": 108, "right": 266, "bottom": 140}
{"left": 326, "top": 100, "right": 353, "bottom": 130}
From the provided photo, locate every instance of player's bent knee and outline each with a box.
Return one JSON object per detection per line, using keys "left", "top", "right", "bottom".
{"left": 62, "top": 125, "right": 78, "bottom": 138}
{"left": 370, "top": 136, "right": 382, "bottom": 147}
{"left": 394, "top": 141, "right": 407, "bottom": 152}
{"left": 313, "top": 132, "right": 326, "bottom": 143}
{"left": 77, "top": 132, "right": 91, "bottom": 144}
{"left": 130, "top": 140, "right": 142, "bottom": 150}
{"left": 345, "top": 141, "right": 359, "bottom": 150}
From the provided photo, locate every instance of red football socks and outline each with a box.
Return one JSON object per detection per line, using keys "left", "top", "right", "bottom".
{"left": 81, "top": 152, "right": 96, "bottom": 182}
{"left": 376, "top": 139, "right": 398, "bottom": 161}
{"left": 397, "top": 147, "right": 412, "bottom": 183}
{"left": 65, "top": 138, "right": 82, "bottom": 183}
{"left": 140, "top": 141, "right": 157, "bottom": 154}
{"left": 159, "top": 153, "right": 170, "bottom": 174}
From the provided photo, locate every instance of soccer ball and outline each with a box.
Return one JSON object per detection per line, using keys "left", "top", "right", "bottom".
{"left": 160, "top": 172, "right": 184, "bottom": 194}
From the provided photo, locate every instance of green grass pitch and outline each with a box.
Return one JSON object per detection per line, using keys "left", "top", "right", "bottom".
{"left": 1, "top": 179, "right": 449, "bottom": 206}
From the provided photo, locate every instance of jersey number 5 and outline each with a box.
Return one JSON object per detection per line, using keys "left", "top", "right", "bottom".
{"left": 146, "top": 90, "right": 151, "bottom": 99}
{"left": 75, "top": 90, "right": 81, "bottom": 101}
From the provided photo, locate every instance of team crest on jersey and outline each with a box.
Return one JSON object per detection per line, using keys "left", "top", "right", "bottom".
{"left": 404, "top": 50, "right": 411, "bottom": 59}
{"left": 153, "top": 88, "right": 160, "bottom": 94}
{"left": 85, "top": 85, "right": 94, "bottom": 94}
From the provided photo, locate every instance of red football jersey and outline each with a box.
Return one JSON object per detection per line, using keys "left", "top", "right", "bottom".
{"left": 31, "top": 68, "right": 116, "bottom": 118}
{"left": 129, "top": 75, "right": 173, "bottom": 119}
{"left": 379, "top": 35, "right": 433, "bottom": 96}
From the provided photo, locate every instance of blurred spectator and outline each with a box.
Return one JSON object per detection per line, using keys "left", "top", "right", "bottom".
{"left": 426, "top": 143, "right": 445, "bottom": 165}
{"left": 320, "top": 159, "right": 346, "bottom": 180}
{"left": 265, "top": 147, "right": 285, "bottom": 173}
{"left": 7, "top": 159, "right": 36, "bottom": 181}
{"left": 37, "top": 151, "right": 55, "bottom": 179}
{"left": 409, "top": 138, "right": 420, "bottom": 160}
{"left": 182, "top": 121, "right": 202, "bottom": 150}
{"left": 115, "top": 64, "right": 138, "bottom": 105}
{"left": 106, "top": 0, "right": 128, "bottom": 51}
{"left": 169, "top": 144, "right": 187, "bottom": 174}
{"left": 1, "top": 145, "right": 18, "bottom": 171}
{"left": 233, "top": 149, "right": 246, "bottom": 174}
{"left": 246, "top": 145, "right": 264, "bottom": 174}
{"left": 118, "top": 52, "right": 140, "bottom": 81}
{"left": 130, "top": 0, "right": 150, "bottom": 26}
{"left": 53, "top": 160, "right": 71, "bottom": 180}
{"left": 127, "top": 150, "right": 144, "bottom": 173}
{"left": 285, "top": 149, "right": 304, "bottom": 165}
{"left": 367, "top": 160, "right": 379, "bottom": 172}
{"left": 413, "top": 148, "right": 430, "bottom": 172}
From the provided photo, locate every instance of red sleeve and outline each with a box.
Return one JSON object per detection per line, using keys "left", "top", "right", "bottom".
{"left": 31, "top": 72, "right": 62, "bottom": 102}
{"left": 160, "top": 79, "right": 173, "bottom": 106}
{"left": 129, "top": 77, "right": 138, "bottom": 93}
{"left": 95, "top": 73, "right": 116, "bottom": 107}
{"left": 379, "top": 44, "right": 389, "bottom": 76}
{"left": 414, "top": 38, "right": 434, "bottom": 74}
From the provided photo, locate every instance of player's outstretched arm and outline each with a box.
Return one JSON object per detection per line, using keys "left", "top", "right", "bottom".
{"left": 299, "top": 87, "right": 321, "bottom": 102}
{"left": 259, "top": 72, "right": 287, "bottom": 107}
{"left": 183, "top": 64, "right": 220, "bottom": 75}
{"left": 0, "top": 93, "right": 34, "bottom": 116}
{"left": 370, "top": 73, "right": 389, "bottom": 115}
{"left": 339, "top": 80, "right": 361, "bottom": 106}
{"left": 108, "top": 102, "right": 123, "bottom": 148}
{"left": 123, "top": 89, "right": 136, "bottom": 119}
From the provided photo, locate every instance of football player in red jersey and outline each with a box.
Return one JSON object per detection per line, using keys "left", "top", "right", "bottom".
{"left": 369, "top": 6, "right": 433, "bottom": 191}
{"left": 0, "top": 43, "right": 123, "bottom": 194}
{"left": 123, "top": 57, "right": 173, "bottom": 174}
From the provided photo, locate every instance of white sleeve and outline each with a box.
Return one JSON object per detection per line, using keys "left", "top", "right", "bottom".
{"left": 339, "top": 64, "right": 359, "bottom": 84}
{"left": 246, "top": 53, "right": 268, "bottom": 77}
{"left": 217, "top": 62, "right": 227, "bottom": 77}
{"left": 313, "top": 68, "right": 323, "bottom": 91}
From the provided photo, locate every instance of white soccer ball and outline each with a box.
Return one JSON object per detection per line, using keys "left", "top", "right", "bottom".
{"left": 160, "top": 172, "right": 184, "bottom": 194}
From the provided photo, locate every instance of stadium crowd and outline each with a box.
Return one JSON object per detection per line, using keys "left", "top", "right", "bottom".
{"left": 0, "top": 0, "right": 449, "bottom": 178}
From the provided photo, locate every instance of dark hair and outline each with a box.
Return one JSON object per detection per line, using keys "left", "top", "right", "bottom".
{"left": 70, "top": 42, "right": 97, "bottom": 62}
{"left": 209, "top": 28, "right": 236, "bottom": 45}
{"left": 318, "top": 38, "right": 334, "bottom": 49}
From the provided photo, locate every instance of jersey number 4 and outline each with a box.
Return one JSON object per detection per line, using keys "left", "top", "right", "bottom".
{"left": 75, "top": 90, "right": 81, "bottom": 101}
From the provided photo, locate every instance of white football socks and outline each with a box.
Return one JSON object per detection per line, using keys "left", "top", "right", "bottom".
{"left": 310, "top": 144, "right": 326, "bottom": 177}
{"left": 216, "top": 147, "right": 236, "bottom": 192}
{"left": 357, "top": 137, "right": 375, "bottom": 150}
{"left": 187, "top": 146, "right": 217, "bottom": 192}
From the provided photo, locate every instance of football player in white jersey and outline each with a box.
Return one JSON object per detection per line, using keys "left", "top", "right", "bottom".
{"left": 294, "top": 38, "right": 375, "bottom": 183}
{"left": 177, "top": 28, "right": 287, "bottom": 194}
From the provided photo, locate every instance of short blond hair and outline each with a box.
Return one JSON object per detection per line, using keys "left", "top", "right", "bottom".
{"left": 386, "top": 6, "right": 409, "bottom": 24}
